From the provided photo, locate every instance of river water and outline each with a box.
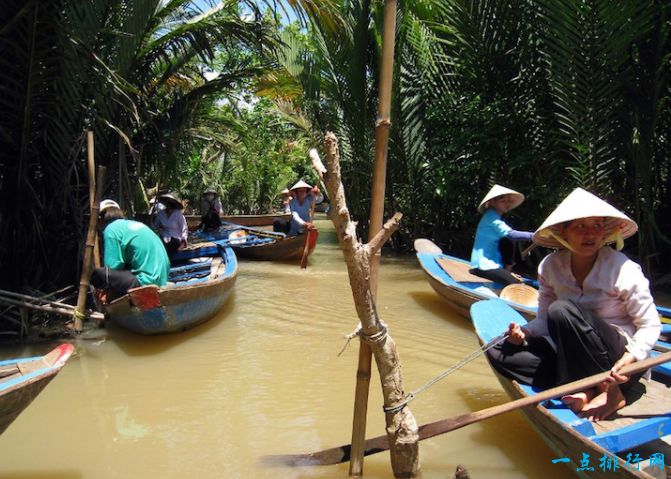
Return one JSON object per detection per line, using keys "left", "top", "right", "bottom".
{"left": 1, "top": 214, "right": 568, "bottom": 479}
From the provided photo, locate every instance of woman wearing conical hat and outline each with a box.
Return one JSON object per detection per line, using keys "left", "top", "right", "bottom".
{"left": 152, "top": 192, "right": 188, "bottom": 257}
{"left": 470, "top": 184, "right": 534, "bottom": 285}
{"left": 488, "top": 188, "right": 661, "bottom": 421}
{"left": 287, "top": 180, "right": 323, "bottom": 236}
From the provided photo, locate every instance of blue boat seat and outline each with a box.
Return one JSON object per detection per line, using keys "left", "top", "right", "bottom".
{"left": 588, "top": 415, "right": 671, "bottom": 453}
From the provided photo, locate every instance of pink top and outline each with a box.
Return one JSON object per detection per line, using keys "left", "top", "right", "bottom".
{"left": 524, "top": 247, "right": 660, "bottom": 361}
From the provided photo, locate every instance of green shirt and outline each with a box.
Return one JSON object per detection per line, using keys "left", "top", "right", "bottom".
{"left": 102, "top": 219, "right": 169, "bottom": 286}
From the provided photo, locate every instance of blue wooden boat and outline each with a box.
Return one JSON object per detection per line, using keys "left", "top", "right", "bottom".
{"left": 0, "top": 343, "right": 74, "bottom": 435}
{"left": 471, "top": 299, "right": 671, "bottom": 479}
{"left": 415, "top": 239, "right": 538, "bottom": 320}
{"left": 104, "top": 242, "right": 237, "bottom": 335}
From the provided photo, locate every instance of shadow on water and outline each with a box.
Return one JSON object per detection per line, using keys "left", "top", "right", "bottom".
{"left": 105, "top": 292, "right": 237, "bottom": 357}
{"left": 407, "top": 291, "right": 472, "bottom": 331}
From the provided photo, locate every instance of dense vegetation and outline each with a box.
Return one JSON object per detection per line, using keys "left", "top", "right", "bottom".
{"left": 1, "top": 0, "right": 669, "bottom": 293}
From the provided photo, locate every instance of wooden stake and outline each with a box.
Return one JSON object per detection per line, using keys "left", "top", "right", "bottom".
{"left": 87, "top": 131, "right": 101, "bottom": 268}
{"left": 74, "top": 165, "right": 106, "bottom": 331}
{"left": 312, "top": 135, "right": 418, "bottom": 479}
{"left": 351, "top": 1, "right": 403, "bottom": 476}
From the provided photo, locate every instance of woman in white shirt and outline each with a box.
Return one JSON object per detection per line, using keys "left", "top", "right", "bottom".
{"left": 487, "top": 188, "right": 660, "bottom": 421}
{"left": 152, "top": 192, "right": 188, "bottom": 257}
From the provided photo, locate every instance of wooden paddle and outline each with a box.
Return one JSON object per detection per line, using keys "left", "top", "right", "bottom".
{"left": 262, "top": 350, "right": 671, "bottom": 467}
{"left": 300, "top": 198, "right": 317, "bottom": 269}
{"left": 413, "top": 238, "right": 442, "bottom": 254}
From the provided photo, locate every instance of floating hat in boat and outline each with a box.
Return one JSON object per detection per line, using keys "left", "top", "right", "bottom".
{"left": 99, "top": 199, "right": 120, "bottom": 214}
{"left": 202, "top": 187, "right": 218, "bottom": 196}
{"left": 478, "top": 184, "right": 525, "bottom": 213}
{"left": 532, "top": 188, "right": 637, "bottom": 250}
{"left": 290, "top": 180, "right": 312, "bottom": 191}
{"left": 499, "top": 283, "right": 539, "bottom": 308}
{"left": 158, "top": 192, "right": 184, "bottom": 209}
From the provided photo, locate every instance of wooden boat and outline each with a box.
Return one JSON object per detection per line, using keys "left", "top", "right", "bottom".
{"left": 415, "top": 239, "right": 537, "bottom": 320}
{"left": 0, "top": 343, "right": 75, "bottom": 435}
{"left": 185, "top": 213, "right": 290, "bottom": 230}
{"left": 193, "top": 223, "right": 319, "bottom": 262}
{"left": 104, "top": 242, "right": 237, "bottom": 335}
{"left": 471, "top": 299, "right": 671, "bottom": 479}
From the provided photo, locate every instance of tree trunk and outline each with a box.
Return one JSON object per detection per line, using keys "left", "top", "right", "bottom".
{"left": 311, "top": 133, "right": 419, "bottom": 478}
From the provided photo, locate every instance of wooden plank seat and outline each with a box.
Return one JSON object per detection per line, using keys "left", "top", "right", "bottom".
{"left": 435, "top": 257, "right": 492, "bottom": 283}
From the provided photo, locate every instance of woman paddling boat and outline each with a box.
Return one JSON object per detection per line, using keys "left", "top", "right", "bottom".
{"left": 487, "top": 187, "right": 661, "bottom": 421}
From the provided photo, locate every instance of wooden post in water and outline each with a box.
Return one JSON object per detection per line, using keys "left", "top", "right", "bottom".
{"left": 312, "top": 135, "right": 418, "bottom": 478}
{"left": 87, "top": 131, "right": 101, "bottom": 269}
{"left": 74, "top": 165, "right": 106, "bottom": 331}
{"left": 350, "top": 0, "right": 404, "bottom": 476}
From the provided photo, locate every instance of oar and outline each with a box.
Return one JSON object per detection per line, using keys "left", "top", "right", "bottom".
{"left": 300, "top": 199, "right": 317, "bottom": 269}
{"left": 262, "top": 350, "right": 671, "bottom": 467}
{"left": 413, "top": 238, "right": 442, "bottom": 254}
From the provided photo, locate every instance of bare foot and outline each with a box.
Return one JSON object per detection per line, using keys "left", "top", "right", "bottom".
{"left": 561, "top": 391, "right": 593, "bottom": 413}
{"left": 579, "top": 385, "right": 626, "bottom": 421}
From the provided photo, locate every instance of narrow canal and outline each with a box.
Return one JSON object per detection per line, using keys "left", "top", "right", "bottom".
{"left": 1, "top": 214, "right": 567, "bottom": 479}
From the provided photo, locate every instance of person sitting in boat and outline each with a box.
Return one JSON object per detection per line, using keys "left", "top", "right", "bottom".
{"left": 487, "top": 188, "right": 661, "bottom": 421}
{"left": 287, "top": 180, "right": 323, "bottom": 236}
{"left": 470, "top": 184, "right": 534, "bottom": 285}
{"left": 90, "top": 200, "right": 169, "bottom": 301}
{"left": 198, "top": 187, "right": 223, "bottom": 231}
{"left": 280, "top": 188, "right": 291, "bottom": 214}
{"left": 152, "top": 192, "right": 188, "bottom": 257}
{"left": 272, "top": 188, "right": 293, "bottom": 233}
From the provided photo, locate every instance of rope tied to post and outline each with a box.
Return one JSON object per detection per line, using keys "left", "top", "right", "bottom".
{"left": 383, "top": 332, "right": 509, "bottom": 414}
{"left": 337, "top": 323, "right": 389, "bottom": 357}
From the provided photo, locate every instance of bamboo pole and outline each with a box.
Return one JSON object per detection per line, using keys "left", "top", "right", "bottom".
{"left": 87, "top": 131, "right": 101, "bottom": 268}
{"left": 74, "top": 166, "right": 106, "bottom": 331}
{"left": 350, "top": 1, "right": 400, "bottom": 476}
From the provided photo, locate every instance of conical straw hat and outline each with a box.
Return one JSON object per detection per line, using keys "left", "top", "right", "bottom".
{"left": 158, "top": 192, "right": 183, "bottom": 209}
{"left": 532, "top": 188, "right": 637, "bottom": 249}
{"left": 478, "top": 184, "right": 525, "bottom": 213}
{"left": 290, "top": 180, "right": 311, "bottom": 191}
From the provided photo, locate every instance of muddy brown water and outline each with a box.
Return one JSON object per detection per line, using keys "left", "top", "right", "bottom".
{"left": 1, "top": 215, "right": 568, "bottom": 479}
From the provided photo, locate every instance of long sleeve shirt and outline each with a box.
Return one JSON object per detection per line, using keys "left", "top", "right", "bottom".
{"left": 288, "top": 193, "right": 323, "bottom": 235}
{"left": 524, "top": 247, "right": 661, "bottom": 361}
{"left": 152, "top": 209, "right": 188, "bottom": 243}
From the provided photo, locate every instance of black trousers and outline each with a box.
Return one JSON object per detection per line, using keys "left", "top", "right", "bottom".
{"left": 469, "top": 237, "right": 527, "bottom": 286}
{"left": 487, "top": 299, "right": 642, "bottom": 392}
{"left": 90, "top": 267, "right": 140, "bottom": 296}
{"left": 273, "top": 218, "right": 290, "bottom": 233}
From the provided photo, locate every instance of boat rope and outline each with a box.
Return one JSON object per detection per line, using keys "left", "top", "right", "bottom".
{"left": 383, "top": 332, "right": 509, "bottom": 414}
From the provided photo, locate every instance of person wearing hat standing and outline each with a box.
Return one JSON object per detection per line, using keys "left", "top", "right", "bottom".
{"left": 152, "top": 192, "right": 188, "bottom": 257}
{"left": 487, "top": 188, "right": 661, "bottom": 421}
{"left": 470, "top": 184, "right": 534, "bottom": 285}
{"left": 198, "top": 188, "right": 223, "bottom": 231}
{"left": 90, "top": 200, "right": 169, "bottom": 301}
{"left": 287, "top": 180, "right": 323, "bottom": 236}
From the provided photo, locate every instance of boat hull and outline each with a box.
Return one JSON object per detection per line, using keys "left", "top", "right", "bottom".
{"left": 417, "top": 252, "right": 536, "bottom": 320}
{"left": 234, "top": 231, "right": 318, "bottom": 261}
{"left": 105, "top": 246, "right": 237, "bottom": 335}
{"left": 0, "top": 344, "right": 74, "bottom": 435}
